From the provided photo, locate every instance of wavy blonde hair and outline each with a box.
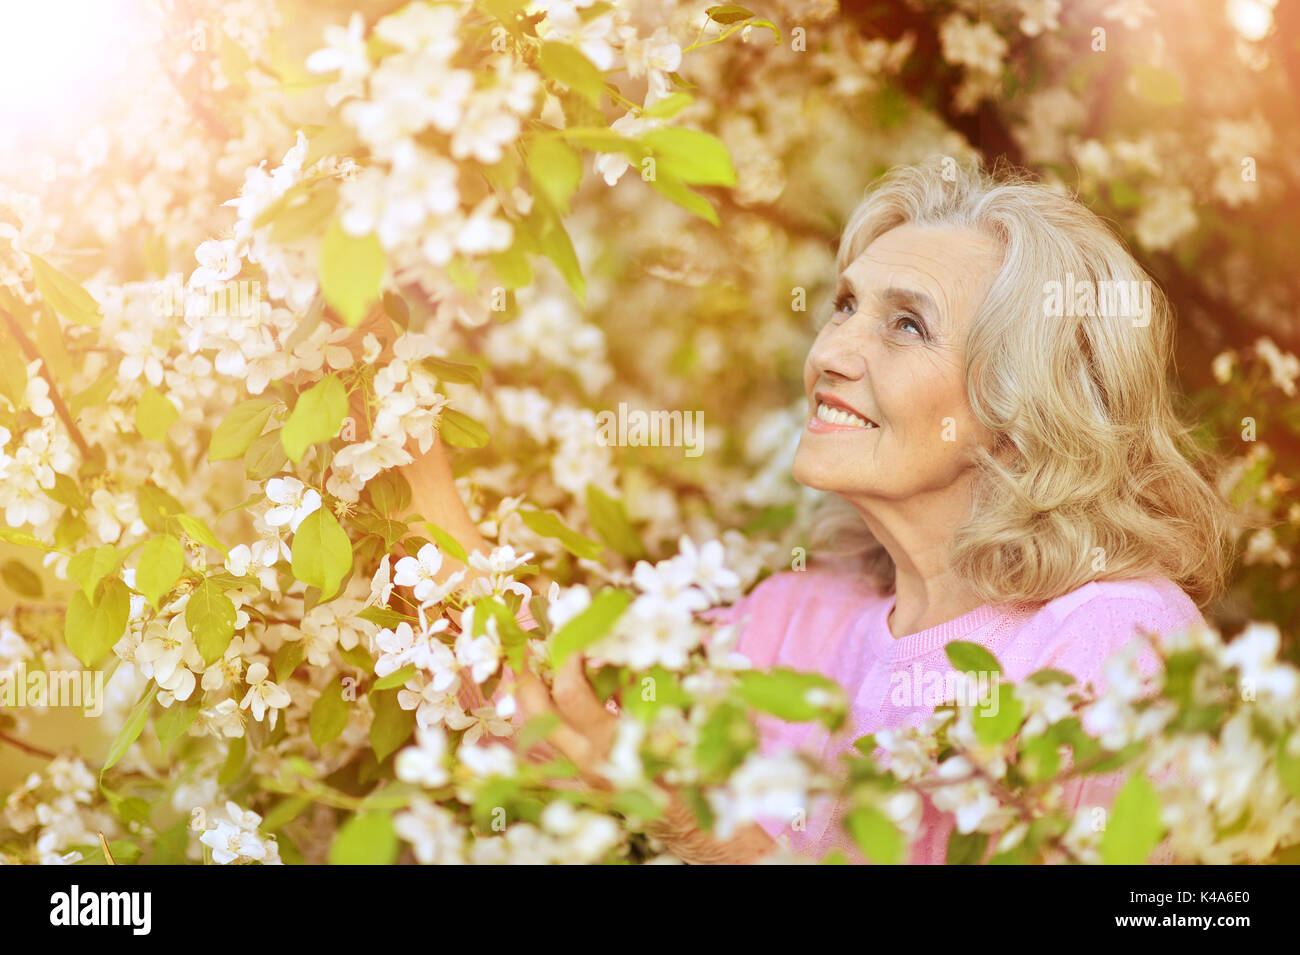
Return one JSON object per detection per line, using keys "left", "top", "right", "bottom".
{"left": 808, "top": 156, "right": 1236, "bottom": 609}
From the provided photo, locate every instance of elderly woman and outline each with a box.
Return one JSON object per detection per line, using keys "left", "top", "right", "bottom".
{"left": 400, "top": 157, "right": 1235, "bottom": 864}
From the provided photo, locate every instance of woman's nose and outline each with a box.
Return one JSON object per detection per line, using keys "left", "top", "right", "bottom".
{"left": 809, "top": 323, "right": 869, "bottom": 381}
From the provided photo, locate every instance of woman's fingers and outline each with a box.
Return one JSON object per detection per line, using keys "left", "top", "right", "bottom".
{"left": 515, "top": 668, "right": 606, "bottom": 780}
{"left": 551, "top": 653, "right": 614, "bottom": 741}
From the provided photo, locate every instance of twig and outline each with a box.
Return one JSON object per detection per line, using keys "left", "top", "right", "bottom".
{"left": 0, "top": 308, "right": 93, "bottom": 459}
{"left": 0, "top": 730, "right": 58, "bottom": 760}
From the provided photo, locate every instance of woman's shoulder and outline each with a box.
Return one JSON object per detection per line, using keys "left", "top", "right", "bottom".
{"left": 1011, "top": 575, "right": 1204, "bottom": 687}
{"left": 710, "top": 560, "right": 888, "bottom": 667}
{"left": 736, "top": 560, "right": 886, "bottom": 614}
{"left": 1033, "top": 575, "right": 1203, "bottom": 633}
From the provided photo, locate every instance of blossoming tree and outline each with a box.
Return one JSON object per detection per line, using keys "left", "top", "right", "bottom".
{"left": 1, "top": 0, "right": 1298, "bottom": 864}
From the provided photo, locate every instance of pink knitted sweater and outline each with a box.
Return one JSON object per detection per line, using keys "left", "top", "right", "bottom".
{"left": 706, "top": 563, "right": 1204, "bottom": 864}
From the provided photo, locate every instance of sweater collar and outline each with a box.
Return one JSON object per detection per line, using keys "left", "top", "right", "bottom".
{"left": 866, "top": 593, "right": 1007, "bottom": 662}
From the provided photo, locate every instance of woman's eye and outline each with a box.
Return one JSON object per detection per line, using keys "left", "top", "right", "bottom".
{"left": 895, "top": 312, "right": 924, "bottom": 337}
{"left": 832, "top": 295, "right": 855, "bottom": 319}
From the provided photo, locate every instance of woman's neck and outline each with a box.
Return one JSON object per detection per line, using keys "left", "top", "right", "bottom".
{"left": 845, "top": 489, "right": 987, "bottom": 639}
{"left": 886, "top": 568, "right": 987, "bottom": 638}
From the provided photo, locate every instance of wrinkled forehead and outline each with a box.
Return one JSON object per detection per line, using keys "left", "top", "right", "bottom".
{"left": 840, "top": 224, "right": 1003, "bottom": 334}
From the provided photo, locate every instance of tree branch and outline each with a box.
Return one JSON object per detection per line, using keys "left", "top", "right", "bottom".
{"left": 0, "top": 308, "right": 93, "bottom": 459}
{"left": 0, "top": 730, "right": 58, "bottom": 761}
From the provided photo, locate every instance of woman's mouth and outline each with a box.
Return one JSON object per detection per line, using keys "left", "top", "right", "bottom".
{"left": 811, "top": 400, "right": 878, "bottom": 431}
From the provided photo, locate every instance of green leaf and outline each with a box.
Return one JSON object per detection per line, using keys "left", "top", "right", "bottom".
{"left": 219, "top": 735, "right": 246, "bottom": 787}
{"left": 102, "top": 684, "right": 159, "bottom": 772}
{"left": 28, "top": 253, "right": 102, "bottom": 325}
{"left": 272, "top": 639, "right": 307, "bottom": 683}
{"left": 1025, "top": 668, "right": 1076, "bottom": 686}
{"left": 549, "top": 587, "right": 631, "bottom": 668}
{"left": 438, "top": 407, "right": 489, "bottom": 448}
{"left": 481, "top": 0, "right": 529, "bottom": 40}
{"left": 641, "top": 92, "right": 694, "bottom": 119}
{"left": 281, "top": 374, "right": 348, "bottom": 462}
{"left": 54, "top": 511, "right": 87, "bottom": 551}
{"left": 186, "top": 578, "right": 238, "bottom": 665}
{"left": 1276, "top": 732, "right": 1300, "bottom": 799}
{"left": 421, "top": 522, "right": 469, "bottom": 563}
{"left": 557, "top": 127, "right": 645, "bottom": 159}
{"left": 155, "top": 693, "right": 202, "bottom": 754}
{"left": 973, "top": 682, "right": 1024, "bottom": 745}
{"left": 137, "top": 484, "right": 183, "bottom": 533}
{"left": 1131, "top": 64, "right": 1182, "bottom": 107}
{"left": 382, "top": 290, "right": 409, "bottom": 327}
{"left": 319, "top": 219, "right": 385, "bottom": 327}
{"left": 369, "top": 687, "right": 415, "bottom": 762}
{"left": 340, "top": 642, "right": 374, "bottom": 674}
{"left": 309, "top": 677, "right": 351, "bottom": 749}
{"left": 525, "top": 190, "right": 586, "bottom": 303}
{"left": 846, "top": 806, "right": 904, "bottom": 864}
{"left": 646, "top": 173, "right": 718, "bottom": 226}
{"left": 44, "top": 472, "right": 86, "bottom": 511}
{"left": 538, "top": 42, "right": 605, "bottom": 107}
{"left": 100, "top": 785, "right": 152, "bottom": 827}
{"left": 735, "top": 668, "right": 847, "bottom": 729}
{"left": 620, "top": 665, "right": 690, "bottom": 724}
{"left": 358, "top": 606, "right": 410, "bottom": 628}
{"left": 329, "top": 811, "right": 398, "bottom": 865}
{"left": 421, "top": 356, "right": 483, "bottom": 389}
{"left": 946, "top": 829, "right": 989, "bottom": 865}
{"left": 209, "top": 398, "right": 276, "bottom": 461}
{"left": 1019, "top": 733, "right": 1062, "bottom": 782}
{"left": 741, "top": 504, "right": 795, "bottom": 534}
{"left": 0, "top": 526, "right": 44, "bottom": 548}
{"left": 705, "top": 4, "right": 755, "bottom": 24}
{"left": 69, "top": 367, "right": 117, "bottom": 418}
{"left": 284, "top": 294, "right": 326, "bottom": 356}
{"left": 372, "top": 664, "right": 416, "bottom": 690}
{"left": 245, "top": 427, "right": 288, "bottom": 480}
{"left": 366, "top": 470, "right": 411, "bottom": 515}
{"left": 260, "top": 796, "right": 311, "bottom": 833}
{"left": 134, "top": 385, "right": 178, "bottom": 442}
{"left": 944, "top": 640, "right": 1003, "bottom": 675}
{"left": 0, "top": 558, "right": 43, "bottom": 597}
{"left": 175, "top": 514, "right": 226, "bottom": 556}
{"left": 36, "top": 303, "right": 73, "bottom": 383}
{"left": 585, "top": 484, "right": 646, "bottom": 560}
{"left": 136, "top": 535, "right": 184, "bottom": 609}
{"left": 1099, "top": 773, "right": 1164, "bottom": 864}
{"left": 474, "top": 598, "right": 532, "bottom": 672}
{"left": 489, "top": 243, "right": 533, "bottom": 290}
{"left": 65, "top": 579, "right": 130, "bottom": 667}
{"left": 291, "top": 507, "right": 352, "bottom": 600}
{"left": 640, "top": 128, "right": 737, "bottom": 186}
{"left": 518, "top": 507, "right": 603, "bottom": 560}
{"left": 270, "top": 181, "right": 339, "bottom": 243}
{"left": 151, "top": 818, "right": 190, "bottom": 864}
{"left": 0, "top": 345, "right": 27, "bottom": 410}
{"left": 67, "top": 545, "right": 119, "bottom": 601}
{"left": 525, "top": 135, "right": 583, "bottom": 215}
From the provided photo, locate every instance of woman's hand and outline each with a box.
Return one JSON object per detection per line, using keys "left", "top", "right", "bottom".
{"left": 341, "top": 312, "right": 773, "bottom": 862}
{"left": 515, "top": 652, "right": 619, "bottom": 788}
{"left": 514, "top": 653, "right": 778, "bottom": 865}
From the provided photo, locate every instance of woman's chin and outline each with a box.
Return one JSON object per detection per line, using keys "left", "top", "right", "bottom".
{"left": 792, "top": 454, "right": 843, "bottom": 492}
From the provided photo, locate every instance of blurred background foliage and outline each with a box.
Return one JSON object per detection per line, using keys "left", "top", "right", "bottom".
{"left": 1, "top": 0, "right": 1298, "bottom": 800}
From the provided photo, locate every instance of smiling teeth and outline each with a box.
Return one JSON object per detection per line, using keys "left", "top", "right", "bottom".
{"left": 816, "top": 402, "right": 875, "bottom": 429}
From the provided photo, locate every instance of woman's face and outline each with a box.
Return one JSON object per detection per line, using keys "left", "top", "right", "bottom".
{"left": 793, "top": 222, "right": 1003, "bottom": 503}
